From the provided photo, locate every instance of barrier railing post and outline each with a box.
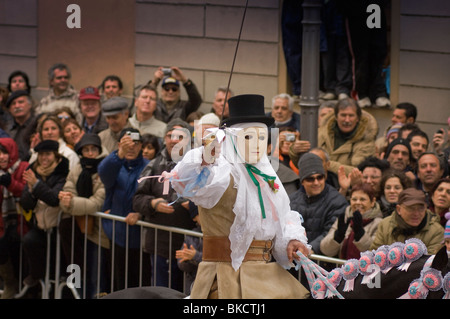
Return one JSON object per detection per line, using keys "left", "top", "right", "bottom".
{"left": 26, "top": 211, "right": 347, "bottom": 299}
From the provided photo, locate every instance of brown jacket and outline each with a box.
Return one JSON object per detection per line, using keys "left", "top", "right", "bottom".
{"left": 317, "top": 110, "right": 378, "bottom": 175}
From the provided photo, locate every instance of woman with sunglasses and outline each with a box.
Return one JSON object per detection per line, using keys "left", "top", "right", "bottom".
{"left": 289, "top": 152, "right": 348, "bottom": 255}
{"left": 320, "top": 183, "right": 383, "bottom": 260}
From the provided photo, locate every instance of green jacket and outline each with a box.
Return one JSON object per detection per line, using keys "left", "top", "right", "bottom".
{"left": 370, "top": 210, "right": 444, "bottom": 255}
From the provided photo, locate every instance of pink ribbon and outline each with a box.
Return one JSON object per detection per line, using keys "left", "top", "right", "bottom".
{"left": 137, "top": 171, "right": 177, "bottom": 195}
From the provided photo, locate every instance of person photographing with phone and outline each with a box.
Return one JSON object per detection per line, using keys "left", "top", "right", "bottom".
{"left": 146, "top": 66, "right": 203, "bottom": 123}
{"left": 432, "top": 117, "right": 450, "bottom": 177}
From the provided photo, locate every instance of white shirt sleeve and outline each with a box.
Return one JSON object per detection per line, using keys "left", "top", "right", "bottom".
{"left": 171, "top": 147, "right": 231, "bottom": 209}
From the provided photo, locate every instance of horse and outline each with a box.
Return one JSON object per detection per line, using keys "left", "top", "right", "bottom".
{"left": 301, "top": 239, "right": 449, "bottom": 299}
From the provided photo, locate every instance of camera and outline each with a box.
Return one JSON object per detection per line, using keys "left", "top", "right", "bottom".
{"left": 162, "top": 68, "right": 172, "bottom": 76}
{"left": 285, "top": 133, "right": 295, "bottom": 142}
{"left": 436, "top": 129, "right": 444, "bottom": 134}
{"left": 127, "top": 131, "right": 140, "bottom": 141}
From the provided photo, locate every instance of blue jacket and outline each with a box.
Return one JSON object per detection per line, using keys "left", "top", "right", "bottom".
{"left": 98, "top": 150, "right": 149, "bottom": 249}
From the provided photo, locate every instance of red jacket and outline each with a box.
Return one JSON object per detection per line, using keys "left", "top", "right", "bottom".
{"left": 0, "top": 137, "right": 29, "bottom": 236}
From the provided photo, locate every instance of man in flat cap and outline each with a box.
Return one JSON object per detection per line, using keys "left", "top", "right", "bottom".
{"left": 98, "top": 96, "right": 133, "bottom": 153}
{"left": 5, "top": 90, "right": 38, "bottom": 161}
{"left": 370, "top": 188, "right": 444, "bottom": 254}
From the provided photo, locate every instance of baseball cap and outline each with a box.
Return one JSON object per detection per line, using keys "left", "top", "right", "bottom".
{"left": 79, "top": 86, "right": 100, "bottom": 100}
{"left": 162, "top": 77, "right": 179, "bottom": 87}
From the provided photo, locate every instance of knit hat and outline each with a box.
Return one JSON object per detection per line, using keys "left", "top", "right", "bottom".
{"left": 165, "top": 118, "right": 192, "bottom": 135}
{"left": 75, "top": 133, "right": 102, "bottom": 155}
{"left": 386, "top": 123, "right": 403, "bottom": 140}
{"left": 384, "top": 137, "right": 413, "bottom": 161}
{"left": 199, "top": 113, "right": 220, "bottom": 127}
{"left": 445, "top": 212, "right": 450, "bottom": 239}
{"left": 298, "top": 153, "right": 325, "bottom": 182}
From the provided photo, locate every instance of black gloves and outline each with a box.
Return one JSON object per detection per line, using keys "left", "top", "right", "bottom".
{"left": 0, "top": 172, "right": 11, "bottom": 187}
{"left": 333, "top": 213, "right": 349, "bottom": 243}
{"left": 352, "top": 210, "right": 365, "bottom": 241}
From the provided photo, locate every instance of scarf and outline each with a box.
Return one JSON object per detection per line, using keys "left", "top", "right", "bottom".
{"left": 76, "top": 157, "right": 103, "bottom": 198}
{"left": 392, "top": 210, "right": 428, "bottom": 237}
{"left": 333, "top": 121, "right": 359, "bottom": 150}
{"left": 35, "top": 159, "right": 59, "bottom": 181}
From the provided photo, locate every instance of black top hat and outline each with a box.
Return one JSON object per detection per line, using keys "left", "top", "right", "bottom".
{"left": 220, "top": 94, "right": 274, "bottom": 127}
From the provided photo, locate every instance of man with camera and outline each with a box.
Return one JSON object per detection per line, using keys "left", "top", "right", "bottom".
{"left": 98, "top": 128, "right": 151, "bottom": 290}
{"left": 147, "top": 66, "right": 203, "bottom": 124}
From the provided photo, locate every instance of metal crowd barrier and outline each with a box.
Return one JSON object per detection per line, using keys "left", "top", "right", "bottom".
{"left": 1, "top": 211, "right": 346, "bottom": 299}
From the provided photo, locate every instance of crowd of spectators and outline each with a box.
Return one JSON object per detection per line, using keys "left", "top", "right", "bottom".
{"left": 0, "top": 61, "right": 448, "bottom": 299}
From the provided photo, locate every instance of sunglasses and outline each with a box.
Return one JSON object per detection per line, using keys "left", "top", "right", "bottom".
{"left": 163, "top": 86, "right": 179, "bottom": 92}
{"left": 304, "top": 175, "right": 325, "bottom": 183}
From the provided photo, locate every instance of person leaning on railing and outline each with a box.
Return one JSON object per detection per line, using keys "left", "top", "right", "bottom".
{"left": 19, "top": 140, "right": 69, "bottom": 290}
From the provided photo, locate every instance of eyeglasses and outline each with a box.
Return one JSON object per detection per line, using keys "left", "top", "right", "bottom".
{"left": 163, "top": 86, "right": 179, "bottom": 92}
{"left": 303, "top": 175, "right": 325, "bottom": 183}
{"left": 58, "top": 115, "right": 70, "bottom": 120}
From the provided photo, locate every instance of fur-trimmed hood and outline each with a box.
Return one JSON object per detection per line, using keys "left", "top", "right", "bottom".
{"left": 319, "top": 109, "right": 379, "bottom": 146}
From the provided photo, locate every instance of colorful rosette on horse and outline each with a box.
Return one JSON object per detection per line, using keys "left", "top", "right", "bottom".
{"left": 325, "top": 268, "right": 343, "bottom": 298}
{"left": 342, "top": 259, "right": 359, "bottom": 292}
{"left": 421, "top": 268, "right": 443, "bottom": 292}
{"left": 327, "top": 268, "right": 343, "bottom": 287}
{"left": 311, "top": 278, "right": 327, "bottom": 299}
{"left": 386, "top": 242, "right": 405, "bottom": 272}
{"left": 359, "top": 251, "right": 375, "bottom": 284}
{"left": 374, "top": 245, "right": 391, "bottom": 273}
{"left": 400, "top": 279, "right": 428, "bottom": 299}
{"left": 443, "top": 273, "right": 450, "bottom": 299}
{"left": 398, "top": 238, "right": 427, "bottom": 271}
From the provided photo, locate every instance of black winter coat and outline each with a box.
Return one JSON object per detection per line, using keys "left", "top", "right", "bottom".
{"left": 289, "top": 183, "right": 348, "bottom": 254}
{"left": 132, "top": 149, "right": 196, "bottom": 258}
{"left": 20, "top": 156, "right": 70, "bottom": 211}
